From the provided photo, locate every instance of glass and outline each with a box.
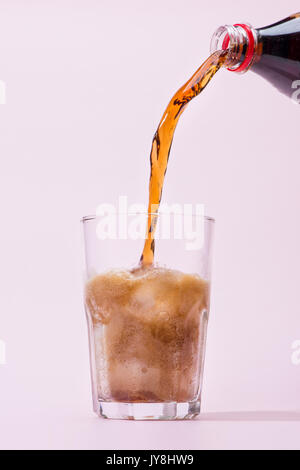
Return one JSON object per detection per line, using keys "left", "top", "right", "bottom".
{"left": 82, "top": 211, "right": 214, "bottom": 420}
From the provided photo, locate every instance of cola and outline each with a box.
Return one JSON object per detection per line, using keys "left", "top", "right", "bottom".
{"left": 211, "top": 13, "right": 300, "bottom": 99}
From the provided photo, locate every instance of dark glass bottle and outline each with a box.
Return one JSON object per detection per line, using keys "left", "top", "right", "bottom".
{"left": 211, "top": 13, "right": 300, "bottom": 100}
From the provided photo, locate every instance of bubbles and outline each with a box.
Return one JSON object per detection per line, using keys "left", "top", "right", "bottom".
{"left": 85, "top": 265, "right": 209, "bottom": 402}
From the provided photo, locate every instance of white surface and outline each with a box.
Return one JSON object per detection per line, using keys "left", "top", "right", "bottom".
{"left": 1, "top": 404, "right": 300, "bottom": 450}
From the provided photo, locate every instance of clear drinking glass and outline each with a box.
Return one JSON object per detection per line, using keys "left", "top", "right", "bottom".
{"left": 82, "top": 211, "right": 214, "bottom": 420}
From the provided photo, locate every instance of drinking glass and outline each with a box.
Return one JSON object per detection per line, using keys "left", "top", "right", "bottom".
{"left": 82, "top": 211, "right": 214, "bottom": 420}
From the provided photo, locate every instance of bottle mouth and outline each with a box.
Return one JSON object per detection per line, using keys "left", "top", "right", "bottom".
{"left": 210, "top": 23, "right": 256, "bottom": 73}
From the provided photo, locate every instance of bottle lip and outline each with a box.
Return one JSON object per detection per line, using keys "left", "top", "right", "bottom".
{"left": 228, "top": 24, "right": 255, "bottom": 72}
{"left": 210, "top": 23, "right": 256, "bottom": 73}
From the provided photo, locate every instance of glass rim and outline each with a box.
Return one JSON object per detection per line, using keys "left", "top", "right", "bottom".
{"left": 81, "top": 212, "right": 215, "bottom": 223}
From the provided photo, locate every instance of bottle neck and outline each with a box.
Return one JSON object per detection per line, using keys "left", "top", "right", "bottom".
{"left": 210, "top": 23, "right": 258, "bottom": 73}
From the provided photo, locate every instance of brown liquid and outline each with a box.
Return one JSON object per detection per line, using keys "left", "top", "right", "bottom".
{"left": 252, "top": 13, "right": 300, "bottom": 98}
{"left": 141, "top": 50, "right": 227, "bottom": 265}
{"left": 86, "top": 266, "right": 209, "bottom": 402}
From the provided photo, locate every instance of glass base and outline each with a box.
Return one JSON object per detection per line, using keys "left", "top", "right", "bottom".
{"left": 96, "top": 401, "right": 201, "bottom": 420}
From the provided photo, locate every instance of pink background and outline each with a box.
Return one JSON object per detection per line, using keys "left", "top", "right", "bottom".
{"left": 0, "top": 0, "right": 300, "bottom": 449}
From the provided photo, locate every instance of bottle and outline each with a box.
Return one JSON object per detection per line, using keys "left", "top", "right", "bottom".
{"left": 210, "top": 13, "right": 300, "bottom": 101}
